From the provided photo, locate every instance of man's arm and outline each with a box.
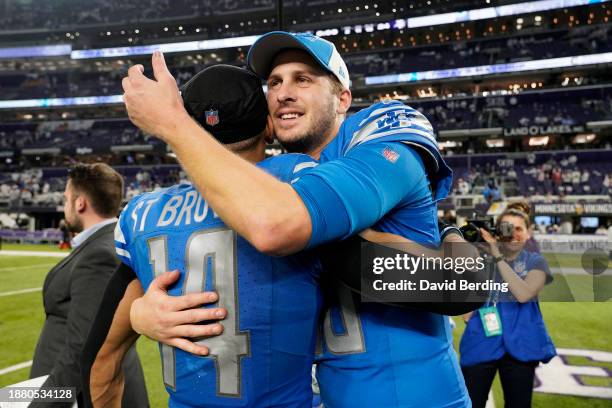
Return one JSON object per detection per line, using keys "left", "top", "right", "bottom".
{"left": 122, "top": 54, "right": 425, "bottom": 256}
{"left": 326, "top": 228, "right": 485, "bottom": 316}
{"left": 362, "top": 225, "right": 481, "bottom": 262}
{"left": 80, "top": 263, "right": 137, "bottom": 408}
{"left": 122, "top": 52, "right": 311, "bottom": 256}
{"left": 129, "top": 270, "right": 226, "bottom": 355}
{"left": 88, "top": 278, "right": 142, "bottom": 408}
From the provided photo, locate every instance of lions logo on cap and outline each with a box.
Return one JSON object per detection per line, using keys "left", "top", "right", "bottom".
{"left": 205, "top": 109, "right": 219, "bottom": 126}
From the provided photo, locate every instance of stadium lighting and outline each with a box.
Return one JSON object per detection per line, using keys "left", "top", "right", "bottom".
{"left": 71, "top": 35, "right": 259, "bottom": 59}
{"left": 62, "top": 0, "right": 608, "bottom": 60}
{"left": 439, "top": 141, "right": 460, "bottom": 149}
{"left": 486, "top": 139, "right": 505, "bottom": 148}
{"left": 406, "top": 0, "right": 608, "bottom": 29}
{"left": 8, "top": 47, "right": 604, "bottom": 109}
{"left": 572, "top": 133, "right": 596, "bottom": 143}
{"left": 365, "top": 52, "right": 612, "bottom": 85}
{"left": 0, "top": 95, "right": 123, "bottom": 109}
{"left": 529, "top": 136, "right": 550, "bottom": 146}
{"left": 0, "top": 45, "right": 71, "bottom": 59}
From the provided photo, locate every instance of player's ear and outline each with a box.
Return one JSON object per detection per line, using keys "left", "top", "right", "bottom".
{"left": 75, "top": 195, "right": 86, "bottom": 213}
{"left": 264, "top": 115, "right": 275, "bottom": 144}
{"left": 337, "top": 89, "right": 352, "bottom": 115}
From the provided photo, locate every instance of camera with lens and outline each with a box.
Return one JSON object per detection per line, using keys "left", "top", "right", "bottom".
{"left": 460, "top": 217, "right": 514, "bottom": 243}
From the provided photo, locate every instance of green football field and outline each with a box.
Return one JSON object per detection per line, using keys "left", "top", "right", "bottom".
{"left": 0, "top": 245, "right": 610, "bottom": 407}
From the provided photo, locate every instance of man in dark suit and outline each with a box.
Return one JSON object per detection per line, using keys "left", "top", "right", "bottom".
{"left": 30, "top": 162, "right": 148, "bottom": 407}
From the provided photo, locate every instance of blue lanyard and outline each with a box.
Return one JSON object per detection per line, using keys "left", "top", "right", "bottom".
{"left": 485, "top": 256, "right": 508, "bottom": 307}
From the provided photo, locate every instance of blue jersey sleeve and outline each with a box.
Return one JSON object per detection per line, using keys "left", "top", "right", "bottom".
{"left": 114, "top": 201, "right": 135, "bottom": 269}
{"left": 258, "top": 153, "right": 319, "bottom": 183}
{"left": 292, "top": 142, "right": 428, "bottom": 248}
{"left": 327, "top": 101, "right": 453, "bottom": 203}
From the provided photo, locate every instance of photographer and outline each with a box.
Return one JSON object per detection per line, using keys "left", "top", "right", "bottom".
{"left": 459, "top": 202, "right": 557, "bottom": 408}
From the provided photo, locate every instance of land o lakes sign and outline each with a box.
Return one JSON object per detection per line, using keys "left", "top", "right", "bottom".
{"left": 504, "top": 125, "right": 585, "bottom": 136}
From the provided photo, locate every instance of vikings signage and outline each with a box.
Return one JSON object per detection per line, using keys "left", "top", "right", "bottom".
{"left": 534, "top": 203, "right": 612, "bottom": 215}
{"left": 504, "top": 125, "right": 585, "bottom": 137}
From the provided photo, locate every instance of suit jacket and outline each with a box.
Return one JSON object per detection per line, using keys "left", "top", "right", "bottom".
{"left": 30, "top": 222, "right": 148, "bottom": 407}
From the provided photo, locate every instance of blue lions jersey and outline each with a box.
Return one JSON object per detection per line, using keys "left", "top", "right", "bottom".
{"left": 314, "top": 101, "right": 470, "bottom": 407}
{"left": 115, "top": 154, "right": 322, "bottom": 408}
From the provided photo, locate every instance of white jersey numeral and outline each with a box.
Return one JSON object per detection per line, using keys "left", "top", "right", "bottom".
{"left": 322, "top": 286, "right": 366, "bottom": 354}
{"left": 148, "top": 228, "right": 250, "bottom": 396}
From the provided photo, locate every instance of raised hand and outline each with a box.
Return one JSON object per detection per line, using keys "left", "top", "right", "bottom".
{"left": 130, "top": 270, "right": 227, "bottom": 355}
{"left": 122, "top": 51, "right": 190, "bottom": 141}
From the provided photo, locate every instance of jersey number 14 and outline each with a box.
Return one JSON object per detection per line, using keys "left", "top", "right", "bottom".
{"left": 148, "top": 228, "right": 250, "bottom": 397}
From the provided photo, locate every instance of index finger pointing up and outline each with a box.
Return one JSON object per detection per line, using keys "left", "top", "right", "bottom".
{"left": 152, "top": 51, "right": 173, "bottom": 83}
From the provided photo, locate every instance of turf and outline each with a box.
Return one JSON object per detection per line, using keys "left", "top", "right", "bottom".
{"left": 450, "top": 301, "right": 612, "bottom": 407}
{"left": 544, "top": 252, "right": 611, "bottom": 271}
{"left": 1, "top": 250, "right": 610, "bottom": 407}
{"left": 0, "top": 256, "right": 58, "bottom": 293}
{"left": 0, "top": 243, "right": 68, "bottom": 253}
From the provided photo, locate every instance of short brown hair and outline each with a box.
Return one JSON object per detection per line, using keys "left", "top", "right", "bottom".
{"left": 328, "top": 74, "right": 345, "bottom": 96}
{"left": 68, "top": 163, "right": 124, "bottom": 217}
{"left": 498, "top": 201, "right": 532, "bottom": 229}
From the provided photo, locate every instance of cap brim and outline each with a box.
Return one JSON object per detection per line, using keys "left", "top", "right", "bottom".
{"left": 248, "top": 31, "right": 327, "bottom": 79}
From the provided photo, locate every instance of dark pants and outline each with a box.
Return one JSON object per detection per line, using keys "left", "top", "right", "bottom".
{"left": 461, "top": 353, "right": 538, "bottom": 408}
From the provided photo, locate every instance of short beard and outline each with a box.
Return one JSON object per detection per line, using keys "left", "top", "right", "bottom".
{"left": 65, "top": 217, "right": 83, "bottom": 234}
{"left": 281, "top": 129, "right": 329, "bottom": 154}
{"left": 280, "top": 99, "right": 337, "bottom": 155}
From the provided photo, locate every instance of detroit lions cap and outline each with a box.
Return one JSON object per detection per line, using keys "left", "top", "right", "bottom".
{"left": 181, "top": 64, "right": 268, "bottom": 144}
{"left": 247, "top": 31, "right": 350, "bottom": 90}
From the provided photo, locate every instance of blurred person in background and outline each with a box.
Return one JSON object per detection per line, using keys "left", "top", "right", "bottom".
{"left": 459, "top": 201, "right": 556, "bottom": 408}
{"left": 457, "top": 177, "right": 471, "bottom": 195}
{"left": 442, "top": 209, "right": 457, "bottom": 225}
{"left": 483, "top": 180, "right": 500, "bottom": 203}
{"left": 29, "top": 163, "right": 148, "bottom": 407}
{"left": 58, "top": 218, "right": 71, "bottom": 250}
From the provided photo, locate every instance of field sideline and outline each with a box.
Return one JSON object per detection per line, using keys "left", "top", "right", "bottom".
{"left": 0, "top": 244, "right": 610, "bottom": 407}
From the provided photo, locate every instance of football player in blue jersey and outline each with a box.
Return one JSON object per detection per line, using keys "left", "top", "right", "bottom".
{"left": 122, "top": 33, "right": 471, "bottom": 407}
{"left": 84, "top": 65, "right": 324, "bottom": 407}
